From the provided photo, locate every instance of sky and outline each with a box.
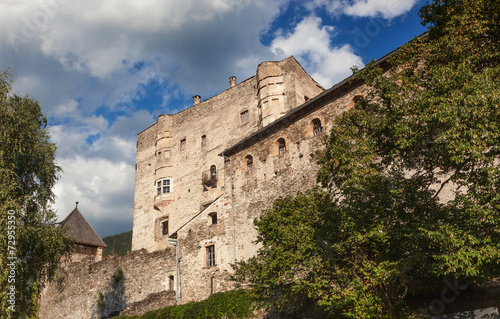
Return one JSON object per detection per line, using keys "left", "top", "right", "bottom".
{"left": 1, "top": 0, "right": 428, "bottom": 238}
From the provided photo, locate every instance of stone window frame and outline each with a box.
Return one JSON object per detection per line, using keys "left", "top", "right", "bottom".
{"left": 156, "top": 178, "right": 172, "bottom": 195}
{"left": 240, "top": 109, "right": 249, "bottom": 125}
{"left": 154, "top": 216, "right": 169, "bottom": 240}
{"left": 205, "top": 244, "right": 216, "bottom": 267}
{"left": 277, "top": 138, "right": 287, "bottom": 155}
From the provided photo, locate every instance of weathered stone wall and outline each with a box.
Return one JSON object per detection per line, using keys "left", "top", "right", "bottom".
{"left": 225, "top": 82, "right": 370, "bottom": 263}
{"left": 39, "top": 249, "right": 176, "bottom": 319}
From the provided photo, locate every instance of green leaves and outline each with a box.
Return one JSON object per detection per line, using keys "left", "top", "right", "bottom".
{"left": 0, "top": 69, "right": 71, "bottom": 318}
{"left": 234, "top": 0, "right": 499, "bottom": 317}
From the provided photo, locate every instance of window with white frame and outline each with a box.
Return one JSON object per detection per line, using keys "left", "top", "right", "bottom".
{"left": 156, "top": 178, "right": 172, "bottom": 195}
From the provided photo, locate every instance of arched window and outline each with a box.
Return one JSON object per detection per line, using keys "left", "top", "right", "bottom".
{"left": 245, "top": 155, "right": 253, "bottom": 170}
{"left": 278, "top": 138, "right": 286, "bottom": 155}
{"left": 352, "top": 95, "right": 363, "bottom": 106}
{"left": 312, "top": 118, "right": 322, "bottom": 136}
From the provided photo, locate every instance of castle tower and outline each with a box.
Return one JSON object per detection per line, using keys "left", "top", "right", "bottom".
{"left": 256, "top": 61, "right": 287, "bottom": 128}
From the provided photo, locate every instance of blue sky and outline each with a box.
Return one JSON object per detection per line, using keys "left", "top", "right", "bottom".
{"left": 1, "top": 0, "right": 427, "bottom": 238}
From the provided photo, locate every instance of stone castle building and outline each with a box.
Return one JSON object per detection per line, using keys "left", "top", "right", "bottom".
{"left": 131, "top": 55, "right": 371, "bottom": 304}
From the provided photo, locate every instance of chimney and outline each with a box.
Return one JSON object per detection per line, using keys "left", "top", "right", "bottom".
{"left": 229, "top": 76, "right": 237, "bottom": 88}
{"left": 193, "top": 95, "right": 201, "bottom": 105}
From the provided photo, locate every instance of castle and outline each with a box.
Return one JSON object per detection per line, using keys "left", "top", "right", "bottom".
{"left": 131, "top": 55, "right": 372, "bottom": 303}
{"left": 39, "top": 54, "right": 385, "bottom": 318}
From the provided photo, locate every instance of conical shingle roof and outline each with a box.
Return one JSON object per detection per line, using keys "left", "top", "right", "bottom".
{"left": 61, "top": 207, "right": 106, "bottom": 248}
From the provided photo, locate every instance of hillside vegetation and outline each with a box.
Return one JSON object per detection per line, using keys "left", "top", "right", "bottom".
{"left": 102, "top": 230, "right": 132, "bottom": 257}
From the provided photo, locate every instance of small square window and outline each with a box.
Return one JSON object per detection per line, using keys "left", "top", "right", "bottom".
{"left": 156, "top": 178, "right": 172, "bottom": 195}
{"left": 240, "top": 110, "right": 249, "bottom": 124}
{"left": 206, "top": 245, "right": 216, "bottom": 267}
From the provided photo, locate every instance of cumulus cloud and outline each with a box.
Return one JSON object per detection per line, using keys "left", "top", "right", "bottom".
{"left": 271, "top": 16, "right": 363, "bottom": 87}
{"left": 49, "top": 109, "right": 155, "bottom": 236}
{"left": 0, "top": 0, "right": 285, "bottom": 236}
{"left": 310, "top": 0, "right": 421, "bottom": 19}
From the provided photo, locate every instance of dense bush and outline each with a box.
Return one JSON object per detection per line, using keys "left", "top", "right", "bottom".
{"left": 114, "top": 289, "right": 253, "bottom": 319}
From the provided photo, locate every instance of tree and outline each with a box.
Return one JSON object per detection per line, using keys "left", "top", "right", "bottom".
{"left": 0, "top": 69, "right": 71, "bottom": 318}
{"left": 234, "top": 0, "right": 500, "bottom": 317}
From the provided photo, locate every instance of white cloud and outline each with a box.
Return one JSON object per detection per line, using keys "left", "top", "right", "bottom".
{"left": 311, "top": 0, "right": 420, "bottom": 19}
{"left": 271, "top": 16, "right": 363, "bottom": 87}
{"left": 49, "top": 109, "right": 155, "bottom": 236}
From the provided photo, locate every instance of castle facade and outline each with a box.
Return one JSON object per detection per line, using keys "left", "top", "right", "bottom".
{"left": 131, "top": 55, "right": 373, "bottom": 303}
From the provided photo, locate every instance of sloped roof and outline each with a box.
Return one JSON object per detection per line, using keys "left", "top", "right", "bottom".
{"left": 61, "top": 208, "right": 106, "bottom": 247}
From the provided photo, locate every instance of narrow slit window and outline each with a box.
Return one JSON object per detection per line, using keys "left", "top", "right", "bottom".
{"left": 278, "top": 138, "right": 286, "bottom": 155}
{"left": 162, "top": 220, "right": 168, "bottom": 236}
{"left": 201, "top": 135, "right": 207, "bottom": 147}
{"left": 180, "top": 138, "right": 186, "bottom": 151}
{"left": 245, "top": 155, "right": 253, "bottom": 170}
{"left": 210, "top": 165, "right": 217, "bottom": 179}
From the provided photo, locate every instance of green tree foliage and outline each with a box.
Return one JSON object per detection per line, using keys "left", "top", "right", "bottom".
{"left": 102, "top": 230, "right": 132, "bottom": 257}
{"left": 0, "top": 69, "right": 71, "bottom": 318}
{"left": 234, "top": 0, "right": 499, "bottom": 317}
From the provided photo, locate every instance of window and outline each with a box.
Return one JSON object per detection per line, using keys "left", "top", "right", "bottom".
{"left": 245, "top": 155, "right": 253, "bottom": 170}
{"left": 169, "top": 275, "right": 174, "bottom": 291}
{"left": 278, "top": 138, "right": 286, "bottom": 155}
{"left": 161, "top": 220, "right": 168, "bottom": 236}
{"left": 179, "top": 138, "right": 186, "bottom": 151}
{"left": 156, "top": 178, "right": 172, "bottom": 195}
{"left": 157, "top": 151, "right": 162, "bottom": 160}
{"left": 312, "top": 118, "right": 323, "bottom": 136}
{"left": 206, "top": 245, "right": 216, "bottom": 267}
{"left": 210, "top": 165, "right": 217, "bottom": 179}
{"left": 201, "top": 135, "right": 207, "bottom": 147}
{"left": 352, "top": 95, "right": 363, "bottom": 106}
{"left": 202, "top": 166, "right": 217, "bottom": 187}
{"left": 209, "top": 212, "right": 217, "bottom": 225}
{"left": 240, "top": 110, "right": 249, "bottom": 124}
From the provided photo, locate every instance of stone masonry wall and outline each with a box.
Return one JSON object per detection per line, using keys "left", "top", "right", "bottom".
{"left": 39, "top": 248, "right": 176, "bottom": 319}
{"left": 226, "top": 83, "right": 371, "bottom": 263}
